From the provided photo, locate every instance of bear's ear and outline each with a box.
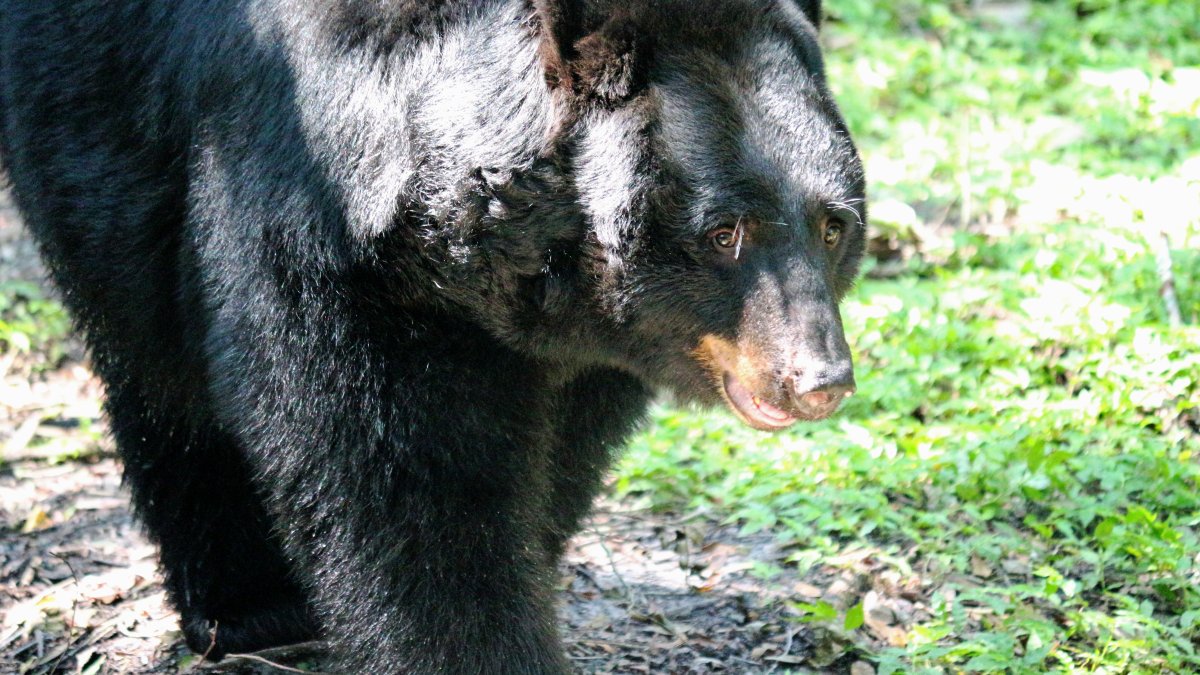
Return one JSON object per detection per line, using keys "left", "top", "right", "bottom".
{"left": 570, "top": 14, "right": 652, "bottom": 102}
{"left": 533, "top": 0, "right": 652, "bottom": 104}
{"left": 532, "top": 0, "right": 583, "bottom": 92}
{"left": 786, "top": 0, "right": 823, "bottom": 30}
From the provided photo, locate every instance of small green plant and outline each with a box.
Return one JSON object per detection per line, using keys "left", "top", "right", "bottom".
{"left": 0, "top": 280, "right": 71, "bottom": 366}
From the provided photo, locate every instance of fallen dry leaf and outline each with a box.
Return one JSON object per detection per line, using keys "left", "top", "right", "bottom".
{"left": 863, "top": 591, "right": 909, "bottom": 647}
{"left": 851, "top": 660, "right": 876, "bottom": 675}
{"left": 970, "top": 554, "right": 994, "bottom": 579}
{"left": 793, "top": 582, "right": 822, "bottom": 598}
{"left": 21, "top": 506, "right": 52, "bottom": 533}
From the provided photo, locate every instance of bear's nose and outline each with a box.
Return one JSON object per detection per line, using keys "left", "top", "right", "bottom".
{"left": 789, "top": 361, "right": 856, "bottom": 416}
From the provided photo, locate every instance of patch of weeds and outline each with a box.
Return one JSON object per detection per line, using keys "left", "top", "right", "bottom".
{"left": 0, "top": 280, "right": 71, "bottom": 369}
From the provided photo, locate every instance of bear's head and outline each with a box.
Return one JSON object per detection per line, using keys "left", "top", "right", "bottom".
{"left": 456, "top": 0, "right": 864, "bottom": 430}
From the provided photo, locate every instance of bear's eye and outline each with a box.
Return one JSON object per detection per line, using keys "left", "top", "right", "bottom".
{"left": 708, "top": 226, "right": 740, "bottom": 254}
{"left": 823, "top": 219, "right": 844, "bottom": 248}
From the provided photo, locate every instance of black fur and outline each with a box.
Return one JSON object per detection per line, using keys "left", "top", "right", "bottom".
{"left": 0, "top": 0, "right": 863, "bottom": 672}
{"left": 791, "top": 0, "right": 825, "bottom": 28}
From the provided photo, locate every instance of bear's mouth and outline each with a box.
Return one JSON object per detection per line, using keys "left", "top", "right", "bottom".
{"left": 720, "top": 372, "right": 799, "bottom": 431}
{"left": 693, "top": 334, "right": 848, "bottom": 431}
{"left": 693, "top": 334, "right": 803, "bottom": 431}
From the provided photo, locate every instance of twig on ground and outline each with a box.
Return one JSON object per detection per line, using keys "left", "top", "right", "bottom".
{"left": 0, "top": 349, "right": 17, "bottom": 380}
{"left": 4, "top": 412, "right": 45, "bottom": 459}
{"left": 566, "top": 653, "right": 608, "bottom": 661}
{"left": 46, "top": 553, "right": 81, "bottom": 675}
{"left": 187, "top": 621, "right": 219, "bottom": 673}
{"left": 198, "top": 642, "right": 328, "bottom": 674}
{"left": 1150, "top": 228, "right": 1184, "bottom": 326}
{"left": 568, "top": 638, "right": 645, "bottom": 651}
{"left": 590, "top": 524, "right": 635, "bottom": 603}
{"left": 782, "top": 624, "right": 801, "bottom": 658}
{"left": 958, "top": 111, "right": 973, "bottom": 228}
{"left": 219, "top": 652, "right": 328, "bottom": 674}
{"left": 4, "top": 443, "right": 114, "bottom": 464}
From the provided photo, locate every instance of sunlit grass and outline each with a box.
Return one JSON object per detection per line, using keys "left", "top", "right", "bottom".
{"left": 824, "top": 0, "right": 1200, "bottom": 220}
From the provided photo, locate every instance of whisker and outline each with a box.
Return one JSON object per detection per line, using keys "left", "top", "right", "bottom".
{"left": 827, "top": 199, "right": 865, "bottom": 226}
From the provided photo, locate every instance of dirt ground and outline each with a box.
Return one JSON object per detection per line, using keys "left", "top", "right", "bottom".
{"left": 0, "top": 193, "right": 900, "bottom": 674}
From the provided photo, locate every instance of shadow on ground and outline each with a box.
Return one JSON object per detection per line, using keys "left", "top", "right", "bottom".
{"left": 2, "top": 453, "right": 844, "bottom": 674}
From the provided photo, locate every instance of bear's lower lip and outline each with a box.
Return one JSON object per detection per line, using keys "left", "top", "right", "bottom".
{"left": 721, "top": 373, "right": 798, "bottom": 431}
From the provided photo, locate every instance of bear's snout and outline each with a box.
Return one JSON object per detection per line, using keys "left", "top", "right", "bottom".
{"left": 695, "top": 332, "right": 856, "bottom": 431}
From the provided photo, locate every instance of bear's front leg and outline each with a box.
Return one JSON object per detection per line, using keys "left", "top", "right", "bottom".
{"left": 217, "top": 316, "right": 570, "bottom": 674}
{"left": 542, "top": 369, "right": 651, "bottom": 560}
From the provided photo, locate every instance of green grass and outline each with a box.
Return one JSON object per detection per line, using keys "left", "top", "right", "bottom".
{"left": 616, "top": 1, "right": 1200, "bottom": 672}
{"left": 823, "top": 0, "right": 1200, "bottom": 217}
{"left": 0, "top": 279, "right": 70, "bottom": 366}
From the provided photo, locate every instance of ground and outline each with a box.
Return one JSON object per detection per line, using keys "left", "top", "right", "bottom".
{"left": 0, "top": 191, "right": 898, "bottom": 674}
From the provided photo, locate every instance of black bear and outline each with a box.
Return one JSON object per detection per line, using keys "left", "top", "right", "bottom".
{"left": 0, "top": 0, "right": 865, "bottom": 671}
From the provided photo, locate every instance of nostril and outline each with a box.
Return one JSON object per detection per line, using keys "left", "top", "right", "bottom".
{"left": 792, "top": 379, "right": 856, "bottom": 412}
{"left": 802, "top": 391, "right": 833, "bottom": 408}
